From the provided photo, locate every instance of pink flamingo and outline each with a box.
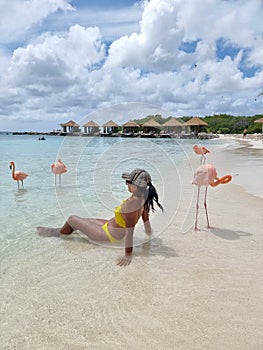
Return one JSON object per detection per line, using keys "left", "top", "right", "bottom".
{"left": 193, "top": 144, "right": 210, "bottom": 164}
{"left": 9, "top": 161, "right": 29, "bottom": 189}
{"left": 51, "top": 159, "right": 67, "bottom": 184}
{"left": 192, "top": 164, "right": 232, "bottom": 230}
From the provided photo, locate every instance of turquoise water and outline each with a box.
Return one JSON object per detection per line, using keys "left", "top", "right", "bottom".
{"left": 0, "top": 135, "right": 190, "bottom": 267}
{"left": 1, "top": 134, "right": 262, "bottom": 269}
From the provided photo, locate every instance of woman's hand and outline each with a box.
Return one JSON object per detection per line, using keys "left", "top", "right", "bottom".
{"left": 117, "top": 255, "right": 132, "bottom": 267}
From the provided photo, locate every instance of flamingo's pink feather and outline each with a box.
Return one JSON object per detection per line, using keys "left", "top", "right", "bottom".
{"left": 14, "top": 171, "right": 29, "bottom": 181}
{"left": 192, "top": 164, "right": 217, "bottom": 186}
{"left": 51, "top": 159, "right": 67, "bottom": 175}
{"left": 193, "top": 145, "right": 210, "bottom": 155}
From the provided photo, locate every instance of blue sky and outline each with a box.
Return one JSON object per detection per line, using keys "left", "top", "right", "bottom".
{"left": 0, "top": 0, "right": 263, "bottom": 131}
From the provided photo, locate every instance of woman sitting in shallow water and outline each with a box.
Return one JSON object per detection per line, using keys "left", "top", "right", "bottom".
{"left": 38, "top": 169, "right": 163, "bottom": 267}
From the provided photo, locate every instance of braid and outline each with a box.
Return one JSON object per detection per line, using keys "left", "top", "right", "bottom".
{"left": 144, "top": 183, "right": 164, "bottom": 213}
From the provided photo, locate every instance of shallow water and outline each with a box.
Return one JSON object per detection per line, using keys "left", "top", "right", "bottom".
{"left": 0, "top": 134, "right": 262, "bottom": 269}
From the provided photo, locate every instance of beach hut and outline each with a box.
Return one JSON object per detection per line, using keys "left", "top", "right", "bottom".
{"left": 122, "top": 120, "right": 140, "bottom": 136}
{"left": 83, "top": 120, "right": 100, "bottom": 135}
{"left": 184, "top": 117, "right": 208, "bottom": 136}
{"left": 254, "top": 117, "right": 263, "bottom": 133}
{"left": 60, "top": 120, "right": 80, "bottom": 133}
{"left": 142, "top": 119, "right": 161, "bottom": 136}
{"left": 162, "top": 117, "right": 183, "bottom": 135}
{"left": 101, "top": 120, "right": 119, "bottom": 135}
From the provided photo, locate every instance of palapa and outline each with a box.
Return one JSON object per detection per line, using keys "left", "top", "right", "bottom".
{"left": 123, "top": 120, "right": 140, "bottom": 127}
{"left": 254, "top": 117, "right": 263, "bottom": 124}
{"left": 142, "top": 119, "right": 161, "bottom": 127}
{"left": 184, "top": 117, "right": 208, "bottom": 126}
{"left": 254, "top": 117, "right": 263, "bottom": 132}
{"left": 162, "top": 117, "right": 183, "bottom": 127}
{"left": 61, "top": 120, "right": 80, "bottom": 127}
{"left": 102, "top": 120, "right": 119, "bottom": 127}
{"left": 83, "top": 120, "right": 99, "bottom": 127}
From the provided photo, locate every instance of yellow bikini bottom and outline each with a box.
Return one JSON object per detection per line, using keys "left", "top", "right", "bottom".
{"left": 102, "top": 222, "right": 121, "bottom": 243}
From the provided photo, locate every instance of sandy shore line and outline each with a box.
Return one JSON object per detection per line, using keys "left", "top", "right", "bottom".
{"left": 1, "top": 146, "right": 263, "bottom": 349}
{"left": 218, "top": 133, "right": 263, "bottom": 149}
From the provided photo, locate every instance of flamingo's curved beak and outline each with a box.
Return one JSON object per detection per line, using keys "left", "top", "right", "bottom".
{"left": 9, "top": 165, "right": 12, "bottom": 170}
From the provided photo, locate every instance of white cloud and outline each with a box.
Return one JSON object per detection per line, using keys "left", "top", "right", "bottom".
{"left": 106, "top": 0, "right": 185, "bottom": 71}
{"left": 8, "top": 25, "right": 105, "bottom": 87}
{"left": 0, "top": 0, "right": 74, "bottom": 43}
{"left": 0, "top": 0, "right": 263, "bottom": 131}
{"left": 44, "top": 5, "right": 142, "bottom": 42}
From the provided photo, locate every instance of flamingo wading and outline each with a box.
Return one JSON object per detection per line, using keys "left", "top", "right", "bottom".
{"left": 9, "top": 161, "right": 29, "bottom": 188}
{"left": 51, "top": 159, "right": 67, "bottom": 184}
{"left": 192, "top": 164, "right": 232, "bottom": 230}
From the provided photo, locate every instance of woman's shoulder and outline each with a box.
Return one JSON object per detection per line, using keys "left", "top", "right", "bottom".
{"left": 123, "top": 196, "right": 143, "bottom": 211}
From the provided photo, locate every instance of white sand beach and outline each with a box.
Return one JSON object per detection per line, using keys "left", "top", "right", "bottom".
{"left": 219, "top": 133, "right": 263, "bottom": 150}
{"left": 1, "top": 139, "right": 263, "bottom": 350}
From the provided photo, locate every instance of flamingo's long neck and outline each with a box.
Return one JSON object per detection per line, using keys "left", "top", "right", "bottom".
{"left": 11, "top": 163, "right": 16, "bottom": 180}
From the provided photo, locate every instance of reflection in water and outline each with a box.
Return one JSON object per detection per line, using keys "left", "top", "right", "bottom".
{"left": 14, "top": 188, "right": 28, "bottom": 202}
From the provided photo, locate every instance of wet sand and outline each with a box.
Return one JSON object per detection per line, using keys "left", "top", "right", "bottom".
{"left": 1, "top": 142, "right": 263, "bottom": 349}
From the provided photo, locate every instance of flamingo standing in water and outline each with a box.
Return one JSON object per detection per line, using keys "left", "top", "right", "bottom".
{"left": 51, "top": 159, "right": 67, "bottom": 184}
{"left": 193, "top": 144, "right": 210, "bottom": 164}
{"left": 9, "top": 161, "right": 29, "bottom": 189}
{"left": 192, "top": 164, "right": 232, "bottom": 230}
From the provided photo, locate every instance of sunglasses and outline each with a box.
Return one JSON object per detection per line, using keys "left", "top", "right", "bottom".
{"left": 125, "top": 170, "right": 145, "bottom": 186}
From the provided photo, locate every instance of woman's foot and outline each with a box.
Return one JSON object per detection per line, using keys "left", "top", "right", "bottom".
{"left": 37, "top": 226, "right": 60, "bottom": 237}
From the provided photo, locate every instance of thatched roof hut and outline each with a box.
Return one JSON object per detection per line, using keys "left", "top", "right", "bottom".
{"left": 83, "top": 120, "right": 99, "bottom": 127}
{"left": 184, "top": 117, "right": 208, "bottom": 126}
{"left": 122, "top": 120, "right": 140, "bottom": 134}
{"left": 60, "top": 120, "right": 80, "bottom": 133}
{"left": 162, "top": 117, "right": 183, "bottom": 134}
{"left": 61, "top": 120, "right": 80, "bottom": 127}
{"left": 141, "top": 118, "right": 161, "bottom": 136}
{"left": 142, "top": 119, "right": 161, "bottom": 128}
{"left": 102, "top": 120, "right": 119, "bottom": 128}
{"left": 162, "top": 117, "right": 183, "bottom": 127}
{"left": 83, "top": 120, "right": 100, "bottom": 134}
{"left": 123, "top": 120, "right": 140, "bottom": 128}
{"left": 101, "top": 120, "right": 119, "bottom": 134}
{"left": 184, "top": 117, "right": 208, "bottom": 136}
{"left": 254, "top": 117, "right": 263, "bottom": 132}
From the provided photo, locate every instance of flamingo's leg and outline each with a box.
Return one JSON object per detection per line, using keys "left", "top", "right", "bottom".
{"left": 204, "top": 186, "right": 210, "bottom": 228}
{"left": 17, "top": 180, "right": 20, "bottom": 189}
{"left": 59, "top": 174, "right": 61, "bottom": 185}
{"left": 21, "top": 180, "right": 24, "bottom": 188}
{"left": 200, "top": 154, "right": 206, "bottom": 164}
{"left": 195, "top": 186, "right": 201, "bottom": 230}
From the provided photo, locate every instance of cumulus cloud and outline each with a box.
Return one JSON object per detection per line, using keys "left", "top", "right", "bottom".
{"left": 7, "top": 25, "right": 105, "bottom": 88}
{"left": 0, "top": 0, "right": 263, "bottom": 131}
{"left": 106, "top": 0, "right": 185, "bottom": 71}
{"left": 0, "top": 0, "right": 74, "bottom": 43}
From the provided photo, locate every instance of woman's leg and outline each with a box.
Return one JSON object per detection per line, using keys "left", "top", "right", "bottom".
{"left": 63, "top": 215, "right": 109, "bottom": 242}
{"left": 60, "top": 221, "right": 74, "bottom": 235}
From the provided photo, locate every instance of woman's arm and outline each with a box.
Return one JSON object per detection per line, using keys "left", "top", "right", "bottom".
{"left": 142, "top": 208, "right": 152, "bottom": 235}
{"left": 116, "top": 197, "right": 141, "bottom": 267}
{"left": 116, "top": 227, "right": 134, "bottom": 267}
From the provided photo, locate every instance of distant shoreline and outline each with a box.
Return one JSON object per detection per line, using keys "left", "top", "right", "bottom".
{"left": 0, "top": 130, "right": 220, "bottom": 140}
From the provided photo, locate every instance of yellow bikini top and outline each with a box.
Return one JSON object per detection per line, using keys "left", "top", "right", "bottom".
{"left": 114, "top": 200, "right": 127, "bottom": 228}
